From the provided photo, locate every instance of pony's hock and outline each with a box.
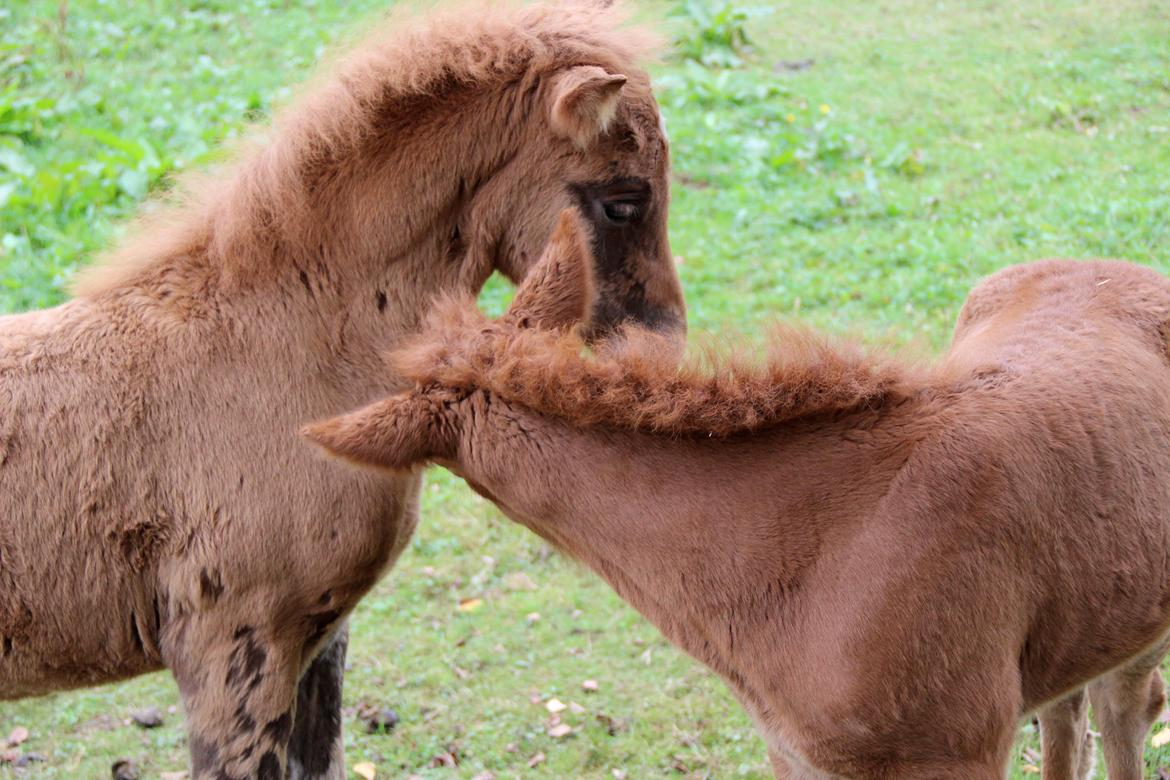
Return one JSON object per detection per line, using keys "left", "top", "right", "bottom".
{"left": 0, "top": 1, "right": 684, "bottom": 777}
{"left": 312, "top": 228, "right": 1170, "bottom": 780}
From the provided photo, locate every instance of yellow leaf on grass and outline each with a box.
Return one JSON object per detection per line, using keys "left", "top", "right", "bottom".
{"left": 1152, "top": 727, "right": 1170, "bottom": 748}
{"left": 548, "top": 723, "right": 573, "bottom": 738}
{"left": 1021, "top": 765, "right": 1040, "bottom": 775}
{"left": 457, "top": 597, "right": 483, "bottom": 612}
{"left": 353, "top": 762, "right": 376, "bottom": 780}
{"left": 504, "top": 571, "right": 538, "bottom": 591}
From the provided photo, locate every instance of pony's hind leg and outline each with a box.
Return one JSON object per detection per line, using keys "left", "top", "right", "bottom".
{"left": 169, "top": 617, "right": 304, "bottom": 780}
{"left": 1038, "top": 688, "right": 1095, "bottom": 780}
{"left": 1087, "top": 639, "right": 1169, "bottom": 780}
{"left": 287, "top": 626, "right": 348, "bottom": 780}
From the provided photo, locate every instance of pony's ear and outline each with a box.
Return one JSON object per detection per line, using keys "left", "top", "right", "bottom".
{"left": 549, "top": 65, "right": 627, "bottom": 148}
{"left": 504, "top": 209, "right": 596, "bottom": 331}
{"left": 302, "top": 394, "right": 456, "bottom": 471}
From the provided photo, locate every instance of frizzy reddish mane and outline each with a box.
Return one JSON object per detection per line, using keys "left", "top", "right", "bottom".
{"left": 390, "top": 298, "right": 911, "bottom": 436}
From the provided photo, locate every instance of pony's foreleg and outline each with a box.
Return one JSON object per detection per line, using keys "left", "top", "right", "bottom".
{"left": 287, "top": 626, "right": 349, "bottom": 780}
{"left": 169, "top": 617, "right": 303, "bottom": 780}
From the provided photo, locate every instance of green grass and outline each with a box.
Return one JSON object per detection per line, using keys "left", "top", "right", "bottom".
{"left": 3, "top": 0, "right": 1170, "bottom": 777}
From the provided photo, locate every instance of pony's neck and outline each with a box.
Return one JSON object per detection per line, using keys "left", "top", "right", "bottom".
{"left": 103, "top": 83, "right": 528, "bottom": 358}
{"left": 246, "top": 84, "right": 525, "bottom": 302}
{"left": 468, "top": 402, "right": 911, "bottom": 701}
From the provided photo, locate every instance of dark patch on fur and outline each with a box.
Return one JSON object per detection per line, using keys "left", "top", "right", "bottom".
{"left": 287, "top": 629, "right": 347, "bottom": 775}
{"left": 447, "top": 224, "right": 465, "bottom": 266}
{"left": 375, "top": 289, "right": 388, "bottom": 312}
{"left": 234, "top": 700, "right": 256, "bottom": 733}
{"left": 304, "top": 608, "right": 342, "bottom": 652}
{"left": 298, "top": 269, "right": 312, "bottom": 295}
{"left": 257, "top": 751, "right": 281, "bottom": 780}
{"left": 263, "top": 711, "right": 293, "bottom": 744}
{"left": 199, "top": 568, "right": 225, "bottom": 604}
{"left": 128, "top": 612, "right": 144, "bottom": 654}
{"left": 225, "top": 626, "right": 267, "bottom": 691}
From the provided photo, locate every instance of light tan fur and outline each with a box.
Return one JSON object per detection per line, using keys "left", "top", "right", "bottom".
{"left": 0, "top": 3, "right": 685, "bottom": 778}
{"left": 311, "top": 241, "right": 1170, "bottom": 779}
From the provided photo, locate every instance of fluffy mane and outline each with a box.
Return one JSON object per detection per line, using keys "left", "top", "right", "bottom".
{"left": 392, "top": 298, "right": 912, "bottom": 437}
{"left": 73, "top": 0, "right": 655, "bottom": 296}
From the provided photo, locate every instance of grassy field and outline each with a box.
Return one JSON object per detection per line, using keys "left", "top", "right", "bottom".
{"left": 3, "top": 0, "right": 1170, "bottom": 777}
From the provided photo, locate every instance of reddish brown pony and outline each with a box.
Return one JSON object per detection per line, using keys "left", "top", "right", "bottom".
{"left": 311, "top": 217, "right": 1170, "bottom": 779}
{"left": 0, "top": 2, "right": 684, "bottom": 777}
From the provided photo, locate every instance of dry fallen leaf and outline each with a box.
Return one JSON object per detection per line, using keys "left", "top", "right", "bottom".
{"left": 581, "top": 679, "right": 599, "bottom": 693}
{"left": 5, "top": 727, "right": 28, "bottom": 747}
{"left": 526, "top": 612, "right": 541, "bottom": 625}
{"left": 471, "top": 773, "right": 496, "bottom": 780}
{"left": 548, "top": 723, "right": 573, "bottom": 739}
{"left": 527, "top": 752, "right": 546, "bottom": 768}
{"left": 612, "top": 770, "right": 627, "bottom": 780}
{"left": 353, "top": 762, "right": 376, "bottom": 780}
{"left": 159, "top": 772, "right": 188, "bottom": 780}
{"left": 457, "top": 597, "right": 483, "bottom": 613}
{"left": 545, "top": 698, "right": 567, "bottom": 714}
{"left": 430, "top": 752, "right": 458, "bottom": 768}
{"left": 504, "top": 571, "right": 537, "bottom": 591}
{"left": 1021, "top": 765, "right": 1040, "bottom": 775}
{"left": 1152, "top": 728, "right": 1170, "bottom": 748}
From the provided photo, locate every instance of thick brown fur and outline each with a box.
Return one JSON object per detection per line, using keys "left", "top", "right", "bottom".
{"left": 312, "top": 252, "right": 1170, "bottom": 780}
{"left": 0, "top": 2, "right": 686, "bottom": 778}
{"left": 391, "top": 299, "right": 908, "bottom": 437}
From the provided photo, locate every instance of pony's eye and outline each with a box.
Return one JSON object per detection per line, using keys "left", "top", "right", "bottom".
{"left": 602, "top": 201, "right": 639, "bottom": 225}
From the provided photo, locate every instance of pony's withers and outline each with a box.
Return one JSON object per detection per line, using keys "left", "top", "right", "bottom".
{"left": 311, "top": 235, "right": 1170, "bottom": 779}
{"left": 0, "top": 2, "right": 685, "bottom": 777}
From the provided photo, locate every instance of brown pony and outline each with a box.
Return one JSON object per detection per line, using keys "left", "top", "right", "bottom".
{"left": 310, "top": 219, "right": 1170, "bottom": 779}
{"left": 0, "top": 2, "right": 684, "bottom": 777}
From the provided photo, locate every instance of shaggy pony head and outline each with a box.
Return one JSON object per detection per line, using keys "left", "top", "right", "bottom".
{"left": 75, "top": 0, "right": 685, "bottom": 340}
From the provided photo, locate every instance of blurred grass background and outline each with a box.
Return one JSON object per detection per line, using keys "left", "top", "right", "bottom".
{"left": 2, "top": 0, "right": 1169, "bottom": 777}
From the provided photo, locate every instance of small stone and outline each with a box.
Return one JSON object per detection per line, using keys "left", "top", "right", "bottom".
{"left": 5, "top": 727, "right": 29, "bottom": 747}
{"left": 581, "top": 679, "right": 599, "bottom": 693}
{"left": 527, "top": 752, "right": 546, "bottom": 768}
{"left": 131, "top": 706, "right": 164, "bottom": 729}
{"left": 471, "top": 773, "right": 496, "bottom": 780}
{"left": 15, "top": 753, "right": 46, "bottom": 767}
{"left": 547, "top": 723, "right": 572, "bottom": 739}
{"left": 112, "top": 759, "right": 141, "bottom": 780}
